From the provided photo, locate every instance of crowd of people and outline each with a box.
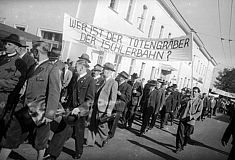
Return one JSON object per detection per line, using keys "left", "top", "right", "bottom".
{"left": 0, "top": 33, "right": 234, "bottom": 160}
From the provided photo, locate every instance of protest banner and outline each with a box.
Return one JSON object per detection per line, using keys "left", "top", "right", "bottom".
{"left": 63, "top": 13, "right": 192, "bottom": 61}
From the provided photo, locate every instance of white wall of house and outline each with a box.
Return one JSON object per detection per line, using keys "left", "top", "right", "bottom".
{"left": 0, "top": 0, "right": 215, "bottom": 92}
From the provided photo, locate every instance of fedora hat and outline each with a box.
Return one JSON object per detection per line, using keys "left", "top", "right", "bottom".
{"left": 131, "top": 73, "right": 138, "bottom": 79}
{"left": 78, "top": 53, "right": 91, "bottom": 63}
{"left": 48, "top": 47, "right": 61, "bottom": 61}
{"left": 147, "top": 80, "right": 158, "bottom": 86}
{"left": 93, "top": 64, "right": 103, "bottom": 72}
{"left": 20, "top": 40, "right": 29, "bottom": 48}
{"left": 103, "top": 62, "right": 115, "bottom": 71}
{"left": 118, "top": 71, "right": 129, "bottom": 79}
{"left": 76, "top": 59, "right": 89, "bottom": 68}
{"left": 2, "top": 34, "right": 22, "bottom": 47}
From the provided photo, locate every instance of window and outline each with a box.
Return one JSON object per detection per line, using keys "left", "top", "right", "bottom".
{"left": 183, "top": 77, "right": 187, "bottom": 87}
{"left": 97, "top": 51, "right": 104, "bottom": 65}
{"left": 109, "top": 0, "right": 119, "bottom": 11}
{"left": 129, "top": 58, "right": 136, "bottom": 75}
{"left": 148, "top": 16, "right": 155, "bottom": 38}
{"left": 14, "top": 24, "right": 27, "bottom": 32}
{"left": 125, "top": 0, "right": 135, "bottom": 22}
{"left": 138, "top": 5, "right": 147, "bottom": 31}
{"left": 39, "top": 29, "right": 62, "bottom": 51}
{"left": 187, "top": 79, "right": 190, "bottom": 87}
{"left": 199, "top": 62, "right": 202, "bottom": 74}
{"left": 196, "top": 60, "right": 200, "bottom": 73}
{"left": 114, "top": 53, "right": 122, "bottom": 73}
{"left": 139, "top": 62, "right": 146, "bottom": 78}
{"left": 159, "top": 25, "right": 164, "bottom": 38}
{"left": 150, "top": 66, "right": 156, "bottom": 80}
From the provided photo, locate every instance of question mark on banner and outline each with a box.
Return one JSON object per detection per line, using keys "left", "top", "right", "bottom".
{"left": 167, "top": 50, "right": 172, "bottom": 61}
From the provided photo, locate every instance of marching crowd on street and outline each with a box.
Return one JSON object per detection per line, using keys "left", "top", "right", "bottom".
{"left": 0, "top": 33, "right": 234, "bottom": 160}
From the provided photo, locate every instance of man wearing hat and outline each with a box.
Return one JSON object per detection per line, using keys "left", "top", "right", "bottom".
{"left": 46, "top": 57, "right": 95, "bottom": 159}
{"left": 18, "top": 40, "right": 36, "bottom": 73}
{"left": 91, "top": 64, "right": 105, "bottom": 91}
{"left": 106, "top": 71, "right": 132, "bottom": 141}
{"left": 0, "top": 40, "right": 63, "bottom": 160}
{"left": 125, "top": 73, "right": 143, "bottom": 128}
{"left": 0, "top": 34, "right": 27, "bottom": 142}
{"left": 60, "top": 62, "right": 73, "bottom": 103}
{"left": 85, "top": 64, "right": 105, "bottom": 147}
{"left": 149, "top": 80, "right": 167, "bottom": 130}
{"left": 170, "top": 84, "right": 181, "bottom": 125}
{"left": 78, "top": 53, "right": 92, "bottom": 75}
{"left": 90, "top": 62, "right": 118, "bottom": 148}
{"left": 78, "top": 53, "right": 91, "bottom": 63}
{"left": 139, "top": 80, "right": 159, "bottom": 136}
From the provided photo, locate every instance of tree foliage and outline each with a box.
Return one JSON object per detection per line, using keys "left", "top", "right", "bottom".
{"left": 214, "top": 68, "right": 235, "bottom": 93}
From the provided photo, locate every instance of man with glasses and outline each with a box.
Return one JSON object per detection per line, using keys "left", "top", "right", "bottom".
{"left": 175, "top": 87, "right": 203, "bottom": 153}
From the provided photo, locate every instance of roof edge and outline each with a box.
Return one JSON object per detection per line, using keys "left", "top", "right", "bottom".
{"left": 157, "top": 0, "right": 217, "bottom": 66}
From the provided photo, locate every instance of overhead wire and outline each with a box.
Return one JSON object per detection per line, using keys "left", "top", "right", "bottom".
{"left": 217, "top": 0, "right": 227, "bottom": 65}
{"left": 228, "top": 0, "right": 234, "bottom": 66}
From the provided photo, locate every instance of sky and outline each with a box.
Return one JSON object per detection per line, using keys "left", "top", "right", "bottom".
{"left": 172, "top": 0, "right": 235, "bottom": 71}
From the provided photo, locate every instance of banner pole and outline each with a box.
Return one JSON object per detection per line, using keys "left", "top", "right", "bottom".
{"left": 191, "top": 32, "right": 194, "bottom": 97}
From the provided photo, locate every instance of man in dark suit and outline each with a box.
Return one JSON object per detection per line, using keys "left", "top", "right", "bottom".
{"left": 0, "top": 34, "right": 27, "bottom": 116}
{"left": 221, "top": 112, "right": 235, "bottom": 160}
{"left": 125, "top": 73, "right": 143, "bottom": 128}
{"left": 160, "top": 87, "right": 173, "bottom": 128}
{"left": 139, "top": 80, "right": 159, "bottom": 136}
{"left": 149, "top": 80, "right": 166, "bottom": 129}
{"left": 85, "top": 64, "right": 105, "bottom": 146}
{"left": 107, "top": 71, "right": 132, "bottom": 139}
{"left": 91, "top": 64, "right": 105, "bottom": 92}
{"left": 170, "top": 84, "right": 181, "bottom": 125}
{"left": 18, "top": 40, "right": 36, "bottom": 73}
{"left": 0, "top": 34, "right": 27, "bottom": 145}
{"left": 46, "top": 57, "right": 95, "bottom": 160}
{"left": 0, "top": 41, "right": 62, "bottom": 160}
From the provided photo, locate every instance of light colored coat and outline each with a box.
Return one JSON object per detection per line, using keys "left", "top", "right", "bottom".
{"left": 97, "top": 78, "right": 118, "bottom": 113}
{"left": 25, "top": 60, "right": 62, "bottom": 121}
{"left": 63, "top": 69, "right": 72, "bottom": 88}
{"left": 180, "top": 97, "right": 203, "bottom": 125}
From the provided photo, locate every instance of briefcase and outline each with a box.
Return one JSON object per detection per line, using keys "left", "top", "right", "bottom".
{"left": 98, "top": 113, "right": 116, "bottom": 124}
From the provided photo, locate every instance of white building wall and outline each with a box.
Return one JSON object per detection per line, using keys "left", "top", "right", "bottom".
{"left": 0, "top": 0, "right": 215, "bottom": 92}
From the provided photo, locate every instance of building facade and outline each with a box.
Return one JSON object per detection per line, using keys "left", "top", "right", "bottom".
{"left": 0, "top": 0, "right": 216, "bottom": 93}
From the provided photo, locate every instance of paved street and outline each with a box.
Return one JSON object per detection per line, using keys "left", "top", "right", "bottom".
{"left": 8, "top": 114, "right": 232, "bottom": 160}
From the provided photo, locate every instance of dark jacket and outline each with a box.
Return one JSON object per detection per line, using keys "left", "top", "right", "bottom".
{"left": 114, "top": 82, "right": 132, "bottom": 112}
{"left": 94, "top": 76, "right": 105, "bottom": 93}
{"left": 164, "top": 92, "right": 174, "bottom": 113}
{"left": 140, "top": 83, "right": 151, "bottom": 109}
{"left": 24, "top": 60, "right": 61, "bottom": 120}
{"left": 67, "top": 73, "right": 95, "bottom": 113}
{"left": 172, "top": 90, "right": 181, "bottom": 112}
{"left": 129, "top": 81, "right": 143, "bottom": 106}
{"left": 222, "top": 113, "right": 235, "bottom": 145}
{"left": 22, "top": 52, "right": 36, "bottom": 73}
{"left": 0, "top": 54, "right": 27, "bottom": 114}
{"left": 147, "top": 89, "right": 159, "bottom": 111}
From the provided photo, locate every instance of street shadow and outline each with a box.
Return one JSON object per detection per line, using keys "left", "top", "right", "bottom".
{"left": 188, "top": 139, "right": 229, "bottom": 155}
{"left": 141, "top": 134, "right": 176, "bottom": 152}
{"left": 62, "top": 146, "right": 75, "bottom": 157}
{"left": 160, "top": 128, "right": 177, "bottom": 137}
{"left": 213, "top": 114, "right": 230, "bottom": 123}
{"left": 128, "top": 140, "right": 179, "bottom": 160}
{"left": 9, "top": 151, "right": 27, "bottom": 160}
{"left": 126, "top": 127, "right": 176, "bottom": 152}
